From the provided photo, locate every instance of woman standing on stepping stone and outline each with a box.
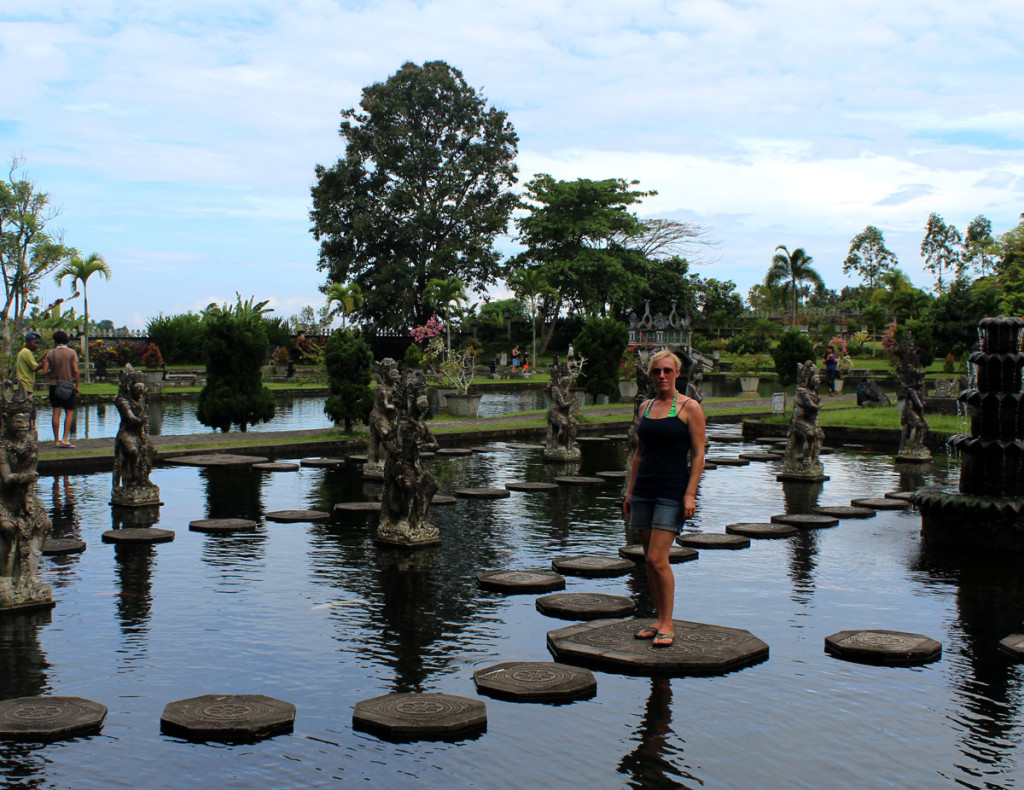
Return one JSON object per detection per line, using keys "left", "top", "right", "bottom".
{"left": 623, "top": 349, "right": 706, "bottom": 648}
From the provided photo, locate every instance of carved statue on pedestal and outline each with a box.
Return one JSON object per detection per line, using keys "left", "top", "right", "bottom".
{"left": 896, "top": 333, "right": 931, "bottom": 462}
{"left": 780, "top": 360, "right": 827, "bottom": 481}
{"left": 111, "top": 365, "right": 161, "bottom": 506}
{"left": 544, "top": 361, "right": 580, "bottom": 461}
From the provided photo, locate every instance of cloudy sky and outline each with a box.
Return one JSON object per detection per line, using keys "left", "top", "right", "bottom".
{"left": 3, "top": 0, "right": 1023, "bottom": 329}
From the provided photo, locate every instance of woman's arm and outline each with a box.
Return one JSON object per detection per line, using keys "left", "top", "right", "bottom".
{"left": 623, "top": 435, "right": 644, "bottom": 519}
{"left": 681, "top": 399, "right": 707, "bottom": 519}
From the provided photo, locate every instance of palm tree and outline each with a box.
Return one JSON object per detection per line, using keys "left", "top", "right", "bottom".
{"left": 423, "top": 276, "right": 468, "bottom": 352}
{"left": 507, "top": 267, "right": 550, "bottom": 375}
{"left": 326, "top": 282, "right": 363, "bottom": 330}
{"left": 54, "top": 252, "right": 112, "bottom": 383}
{"left": 765, "top": 245, "right": 823, "bottom": 325}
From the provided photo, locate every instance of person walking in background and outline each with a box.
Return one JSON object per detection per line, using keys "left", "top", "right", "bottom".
{"left": 623, "top": 349, "right": 706, "bottom": 648}
{"left": 42, "top": 330, "right": 79, "bottom": 448}
{"left": 824, "top": 345, "right": 839, "bottom": 396}
{"left": 15, "top": 332, "right": 43, "bottom": 432}
{"left": 511, "top": 344, "right": 521, "bottom": 371}
{"left": 567, "top": 342, "right": 575, "bottom": 361}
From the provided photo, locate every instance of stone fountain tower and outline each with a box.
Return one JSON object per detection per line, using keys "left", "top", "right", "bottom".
{"left": 916, "top": 316, "right": 1024, "bottom": 550}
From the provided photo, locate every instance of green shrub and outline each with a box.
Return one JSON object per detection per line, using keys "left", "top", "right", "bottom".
{"left": 147, "top": 312, "right": 205, "bottom": 364}
{"left": 323, "top": 330, "right": 374, "bottom": 432}
{"left": 771, "top": 330, "right": 815, "bottom": 386}
{"left": 403, "top": 342, "right": 423, "bottom": 367}
{"left": 574, "top": 317, "right": 628, "bottom": 400}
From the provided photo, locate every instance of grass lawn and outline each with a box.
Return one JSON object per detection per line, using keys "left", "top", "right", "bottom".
{"left": 760, "top": 405, "right": 965, "bottom": 434}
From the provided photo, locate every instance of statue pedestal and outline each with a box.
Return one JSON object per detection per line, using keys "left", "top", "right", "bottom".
{"left": 375, "top": 519, "right": 440, "bottom": 548}
{"left": 362, "top": 461, "right": 384, "bottom": 480}
{"left": 544, "top": 447, "right": 581, "bottom": 463}
{"left": 896, "top": 450, "right": 932, "bottom": 463}
{"left": 0, "top": 578, "right": 54, "bottom": 615}
{"left": 111, "top": 485, "right": 162, "bottom": 507}
{"left": 777, "top": 460, "right": 829, "bottom": 483}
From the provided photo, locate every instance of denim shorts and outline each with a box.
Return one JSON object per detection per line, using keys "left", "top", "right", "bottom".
{"left": 629, "top": 495, "right": 685, "bottom": 534}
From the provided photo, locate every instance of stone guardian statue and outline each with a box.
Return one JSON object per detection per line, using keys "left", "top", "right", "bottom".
{"left": 778, "top": 360, "right": 827, "bottom": 482}
{"left": 111, "top": 365, "right": 161, "bottom": 506}
{"left": 544, "top": 361, "right": 580, "bottom": 462}
{"left": 896, "top": 333, "right": 931, "bottom": 462}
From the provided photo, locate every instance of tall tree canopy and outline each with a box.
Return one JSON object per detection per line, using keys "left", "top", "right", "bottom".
{"left": 310, "top": 61, "right": 518, "bottom": 331}
{"left": 921, "top": 212, "right": 964, "bottom": 293}
{"left": 843, "top": 225, "right": 897, "bottom": 288}
{"left": 765, "top": 245, "right": 823, "bottom": 324}
{"left": 964, "top": 214, "right": 997, "bottom": 278}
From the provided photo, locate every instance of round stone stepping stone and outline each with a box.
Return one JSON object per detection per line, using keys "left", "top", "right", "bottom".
{"left": 431, "top": 495, "right": 457, "bottom": 506}
{"left": 548, "top": 618, "right": 769, "bottom": 676}
{"left": 471, "top": 446, "right": 504, "bottom": 453}
{"left": 705, "top": 457, "right": 750, "bottom": 466}
{"left": 603, "top": 433, "right": 629, "bottom": 440}
{"left": 353, "top": 693, "right": 485, "bottom": 741}
{"left": 850, "top": 497, "right": 910, "bottom": 510}
{"left": 755, "top": 436, "right": 789, "bottom": 444}
{"left": 505, "top": 481, "right": 558, "bottom": 493}
{"left": 997, "top": 634, "right": 1024, "bottom": 661}
{"left": 813, "top": 505, "right": 876, "bottom": 519}
{"left": 166, "top": 454, "right": 267, "bottom": 467}
{"left": 436, "top": 447, "right": 473, "bottom": 457}
{"left": 554, "top": 476, "right": 605, "bottom": 486}
{"left": 769, "top": 513, "right": 839, "bottom": 529}
{"left": 300, "top": 457, "right": 346, "bottom": 468}
{"left": 738, "top": 452, "right": 781, "bottom": 461}
{"left": 885, "top": 491, "right": 915, "bottom": 501}
{"left": 347, "top": 454, "right": 369, "bottom": 464}
{"left": 477, "top": 570, "right": 565, "bottom": 593}
{"left": 702, "top": 461, "right": 718, "bottom": 470}
{"left": 824, "top": 629, "right": 942, "bottom": 666}
{"left": 618, "top": 544, "right": 698, "bottom": 564}
{"left": 819, "top": 447, "right": 835, "bottom": 455}
{"left": 676, "top": 533, "right": 750, "bottom": 550}
{"left": 726, "top": 522, "right": 798, "bottom": 539}
{"left": 265, "top": 510, "right": 330, "bottom": 523}
{"left": 42, "top": 538, "right": 86, "bottom": 556}
{"left": 161, "top": 694, "right": 295, "bottom": 742}
{"left": 506, "top": 443, "right": 544, "bottom": 450}
{"left": 595, "top": 470, "right": 628, "bottom": 480}
{"left": 102, "top": 528, "right": 175, "bottom": 544}
{"left": 334, "top": 501, "right": 382, "bottom": 513}
{"left": 0, "top": 696, "right": 107, "bottom": 741}
{"left": 189, "top": 518, "right": 259, "bottom": 534}
{"left": 252, "top": 462, "right": 300, "bottom": 472}
{"left": 454, "top": 487, "right": 511, "bottom": 499}
{"left": 473, "top": 662, "right": 596, "bottom": 702}
{"left": 551, "top": 555, "right": 635, "bottom": 577}
{"left": 576, "top": 436, "right": 609, "bottom": 443}
{"left": 419, "top": 452, "right": 436, "bottom": 460}
{"left": 536, "top": 592, "right": 636, "bottom": 620}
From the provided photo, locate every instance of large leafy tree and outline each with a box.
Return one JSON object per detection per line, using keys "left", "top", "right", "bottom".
{"left": 514, "top": 174, "right": 651, "bottom": 349}
{"left": 843, "top": 225, "right": 897, "bottom": 288}
{"left": 310, "top": 61, "right": 518, "bottom": 332}
{"left": 54, "top": 252, "right": 111, "bottom": 383}
{"left": 964, "top": 214, "right": 997, "bottom": 278}
{"left": 921, "top": 212, "right": 965, "bottom": 293}
{"left": 765, "top": 245, "right": 824, "bottom": 324}
{"left": 995, "top": 213, "right": 1024, "bottom": 315}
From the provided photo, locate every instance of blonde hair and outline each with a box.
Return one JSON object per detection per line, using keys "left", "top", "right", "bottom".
{"left": 647, "top": 349, "right": 682, "bottom": 374}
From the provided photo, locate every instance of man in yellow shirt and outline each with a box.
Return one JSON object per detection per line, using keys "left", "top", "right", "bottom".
{"left": 15, "top": 332, "right": 43, "bottom": 431}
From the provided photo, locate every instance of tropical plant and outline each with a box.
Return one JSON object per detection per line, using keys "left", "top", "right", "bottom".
{"left": 765, "top": 245, "right": 824, "bottom": 325}
{"left": 438, "top": 347, "right": 478, "bottom": 395}
{"left": 424, "top": 276, "right": 468, "bottom": 352}
{"left": 325, "top": 282, "right": 364, "bottom": 330}
{"left": 507, "top": 267, "right": 552, "bottom": 376}
{"left": 53, "top": 252, "right": 111, "bottom": 383}
{"left": 323, "top": 329, "right": 374, "bottom": 432}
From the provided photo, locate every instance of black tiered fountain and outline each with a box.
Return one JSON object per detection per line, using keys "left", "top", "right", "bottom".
{"left": 916, "top": 316, "right": 1024, "bottom": 551}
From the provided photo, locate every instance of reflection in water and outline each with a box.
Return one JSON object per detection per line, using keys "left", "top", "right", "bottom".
{"left": 0, "top": 610, "right": 51, "bottom": 789}
{"left": 782, "top": 481, "right": 823, "bottom": 604}
{"left": 49, "top": 476, "right": 80, "bottom": 539}
{"left": 618, "top": 677, "right": 701, "bottom": 789}
{"left": 201, "top": 467, "right": 264, "bottom": 521}
{"left": 111, "top": 507, "right": 159, "bottom": 652}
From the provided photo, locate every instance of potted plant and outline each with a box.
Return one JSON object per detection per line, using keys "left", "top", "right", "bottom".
{"left": 836, "top": 353, "right": 853, "bottom": 393}
{"left": 141, "top": 342, "right": 164, "bottom": 386}
{"left": 732, "top": 355, "right": 769, "bottom": 394}
{"left": 273, "top": 345, "right": 290, "bottom": 376}
{"left": 618, "top": 346, "right": 638, "bottom": 399}
{"left": 439, "top": 347, "right": 481, "bottom": 416}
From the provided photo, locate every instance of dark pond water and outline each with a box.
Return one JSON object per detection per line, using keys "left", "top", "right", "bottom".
{"left": 6, "top": 429, "right": 1024, "bottom": 788}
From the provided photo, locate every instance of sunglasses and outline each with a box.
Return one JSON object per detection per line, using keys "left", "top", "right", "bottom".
{"left": 650, "top": 367, "right": 677, "bottom": 375}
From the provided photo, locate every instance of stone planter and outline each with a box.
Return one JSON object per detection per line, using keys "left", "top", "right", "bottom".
{"left": 833, "top": 378, "right": 844, "bottom": 394}
{"left": 571, "top": 388, "right": 588, "bottom": 409}
{"left": 444, "top": 393, "right": 482, "bottom": 417}
{"left": 739, "top": 376, "right": 760, "bottom": 394}
{"left": 143, "top": 369, "right": 164, "bottom": 388}
{"left": 275, "top": 364, "right": 289, "bottom": 376}
{"left": 618, "top": 380, "right": 638, "bottom": 399}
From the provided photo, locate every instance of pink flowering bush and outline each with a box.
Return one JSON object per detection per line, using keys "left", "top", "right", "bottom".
{"left": 409, "top": 316, "right": 444, "bottom": 345}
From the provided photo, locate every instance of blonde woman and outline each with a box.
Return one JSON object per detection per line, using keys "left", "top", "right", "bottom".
{"left": 623, "top": 349, "right": 706, "bottom": 647}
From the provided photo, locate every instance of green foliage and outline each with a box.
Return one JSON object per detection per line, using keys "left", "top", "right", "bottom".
{"left": 263, "top": 316, "right": 291, "bottom": 348}
{"left": 310, "top": 60, "right": 518, "bottom": 331}
{"left": 323, "top": 330, "right": 374, "bottom": 432}
{"left": 771, "top": 330, "right": 815, "bottom": 386}
{"left": 478, "top": 299, "right": 527, "bottom": 327}
{"left": 843, "top": 225, "right": 896, "bottom": 288}
{"left": 927, "top": 276, "right": 1000, "bottom": 354}
{"left": 765, "top": 245, "right": 823, "bottom": 324}
{"left": 197, "top": 299, "right": 276, "bottom": 432}
{"left": 964, "top": 215, "right": 997, "bottom": 278}
{"left": 147, "top": 312, "right": 205, "bottom": 364}
{"left": 403, "top": 342, "right": 423, "bottom": 367}
{"left": 921, "top": 212, "right": 965, "bottom": 293}
{"left": 141, "top": 343, "right": 163, "bottom": 369}
{"left": 573, "top": 317, "right": 628, "bottom": 399}
{"left": 898, "top": 320, "right": 935, "bottom": 365}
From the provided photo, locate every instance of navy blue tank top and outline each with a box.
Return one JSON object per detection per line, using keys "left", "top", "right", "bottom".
{"left": 633, "top": 398, "right": 692, "bottom": 501}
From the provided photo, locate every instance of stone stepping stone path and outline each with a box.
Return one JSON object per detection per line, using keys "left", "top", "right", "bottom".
{"left": 506, "top": 443, "right": 544, "bottom": 450}
{"left": 188, "top": 518, "right": 259, "bottom": 534}
{"left": 619, "top": 544, "right": 698, "bottom": 564}
{"left": 603, "top": 433, "right": 628, "bottom": 440}
{"left": 161, "top": 694, "right": 295, "bottom": 742}
{"left": 471, "top": 446, "right": 504, "bottom": 453}
{"left": 473, "top": 661, "right": 596, "bottom": 702}
{"left": 535, "top": 592, "right": 635, "bottom": 620}
{"left": 477, "top": 570, "right": 565, "bottom": 593}
{"left": 334, "top": 501, "right": 382, "bottom": 513}
{"left": 252, "top": 462, "right": 300, "bottom": 472}
{"left": 347, "top": 454, "right": 369, "bottom": 465}
{"left": 102, "top": 528, "right": 175, "bottom": 544}
{"left": 755, "top": 436, "right": 789, "bottom": 444}
{"left": 885, "top": 491, "right": 915, "bottom": 501}
{"left": 676, "top": 533, "right": 750, "bottom": 550}
{"left": 548, "top": 618, "right": 769, "bottom": 676}
{"left": 819, "top": 447, "right": 835, "bottom": 455}
{"left": 998, "top": 634, "right": 1024, "bottom": 661}
{"left": 265, "top": 510, "right": 330, "bottom": 523}
{"left": 824, "top": 629, "right": 942, "bottom": 666}
{"left": 576, "top": 436, "right": 610, "bottom": 444}
{"left": 705, "top": 457, "right": 750, "bottom": 466}
{"left": 431, "top": 495, "right": 457, "bottom": 506}
{"left": 505, "top": 481, "right": 558, "bottom": 493}
{"left": 0, "top": 696, "right": 107, "bottom": 741}
{"left": 551, "top": 555, "right": 635, "bottom": 577}
{"left": 300, "top": 457, "right": 346, "bottom": 468}
{"left": 850, "top": 497, "right": 910, "bottom": 511}
{"left": 166, "top": 454, "right": 268, "bottom": 468}
{"left": 813, "top": 505, "right": 876, "bottom": 519}
{"left": 554, "top": 476, "right": 605, "bottom": 486}
{"left": 726, "top": 522, "right": 798, "bottom": 539}
{"left": 595, "top": 470, "right": 628, "bottom": 480}
{"left": 419, "top": 452, "right": 435, "bottom": 460}
{"left": 738, "top": 452, "right": 782, "bottom": 462}
{"left": 703, "top": 461, "right": 719, "bottom": 470}
{"left": 454, "top": 488, "right": 510, "bottom": 499}
{"left": 770, "top": 513, "right": 839, "bottom": 529}
{"left": 42, "top": 538, "right": 86, "bottom": 556}
{"left": 436, "top": 448, "right": 473, "bottom": 457}
{"left": 353, "top": 693, "right": 486, "bottom": 741}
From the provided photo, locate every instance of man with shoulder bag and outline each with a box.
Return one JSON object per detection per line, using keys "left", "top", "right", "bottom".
{"left": 41, "top": 330, "right": 80, "bottom": 448}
